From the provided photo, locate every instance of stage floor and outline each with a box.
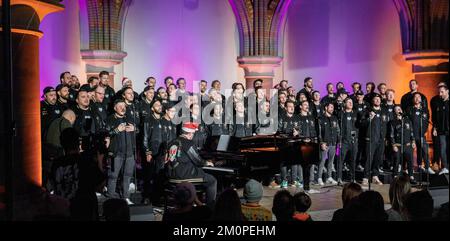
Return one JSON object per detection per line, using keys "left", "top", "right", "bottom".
{"left": 151, "top": 183, "right": 392, "bottom": 221}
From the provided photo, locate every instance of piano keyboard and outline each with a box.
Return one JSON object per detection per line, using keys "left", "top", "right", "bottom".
{"left": 202, "top": 166, "right": 236, "bottom": 173}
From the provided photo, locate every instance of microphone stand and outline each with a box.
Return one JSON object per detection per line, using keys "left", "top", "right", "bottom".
{"left": 129, "top": 103, "right": 139, "bottom": 200}
{"left": 400, "top": 114, "right": 404, "bottom": 177}
{"left": 368, "top": 111, "right": 372, "bottom": 191}
{"left": 338, "top": 110, "right": 344, "bottom": 185}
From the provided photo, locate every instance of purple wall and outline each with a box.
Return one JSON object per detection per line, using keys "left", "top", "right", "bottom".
{"left": 282, "top": 0, "right": 413, "bottom": 100}
{"left": 39, "top": 0, "right": 85, "bottom": 95}
{"left": 122, "top": 0, "right": 240, "bottom": 92}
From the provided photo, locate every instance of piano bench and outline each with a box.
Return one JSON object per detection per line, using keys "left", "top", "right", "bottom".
{"left": 163, "top": 178, "right": 207, "bottom": 212}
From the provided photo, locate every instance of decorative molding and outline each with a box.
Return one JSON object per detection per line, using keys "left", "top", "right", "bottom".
{"left": 0, "top": 27, "right": 43, "bottom": 38}
{"left": 80, "top": 49, "right": 127, "bottom": 68}
{"left": 4, "top": 0, "right": 64, "bottom": 21}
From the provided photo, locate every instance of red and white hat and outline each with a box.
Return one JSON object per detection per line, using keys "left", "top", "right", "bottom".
{"left": 182, "top": 122, "right": 199, "bottom": 133}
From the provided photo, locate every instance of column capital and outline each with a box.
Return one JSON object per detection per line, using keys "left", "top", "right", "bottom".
{"left": 4, "top": 0, "right": 64, "bottom": 21}
{"left": 80, "top": 49, "right": 128, "bottom": 68}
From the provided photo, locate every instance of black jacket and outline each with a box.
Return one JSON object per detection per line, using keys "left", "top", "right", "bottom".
{"left": 338, "top": 110, "right": 360, "bottom": 144}
{"left": 90, "top": 100, "right": 108, "bottom": 132}
{"left": 319, "top": 115, "right": 340, "bottom": 146}
{"left": 165, "top": 136, "right": 206, "bottom": 180}
{"left": 388, "top": 117, "right": 415, "bottom": 146}
{"left": 278, "top": 113, "right": 301, "bottom": 135}
{"left": 103, "top": 85, "right": 116, "bottom": 109}
{"left": 360, "top": 107, "right": 389, "bottom": 143}
{"left": 106, "top": 114, "right": 136, "bottom": 158}
{"left": 41, "top": 100, "right": 63, "bottom": 136}
{"left": 208, "top": 120, "right": 229, "bottom": 137}
{"left": 72, "top": 105, "right": 96, "bottom": 137}
{"left": 310, "top": 102, "right": 323, "bottom": 119}
{"left": 432, "top": 98, "right": 449, "bottom": 135}
{"left": 125, "top": 102, "right": 141, "bottom": 134}
{"left": 142, "top": 114, "right": 164, "bottom": 156}
{"left": 321, "top": 94, "right": 336, "bottom": 106}
{"left": 161, "top": 117, "right": 178, "bottom": 145}
{"left": 401, "top": 91, "right": 428, "bottom": 112}
{"left": 228, "top": 112, "right": 254, "bottom": 138}
{"left": 406, "top": 106, "right": 429, "bottom": 138}
{"left": 354, "top": 101, "right": 369, "bottom": 114}
{"left": 298, "top": 114, "right": 318, "bottom": 139}
{"left": 382, "top": 102, "right": 396, "bottom": 123}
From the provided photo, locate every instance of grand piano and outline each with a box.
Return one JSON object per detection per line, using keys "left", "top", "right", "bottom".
{"left": 200, "top": 134, "right": 320, "bottom": 187}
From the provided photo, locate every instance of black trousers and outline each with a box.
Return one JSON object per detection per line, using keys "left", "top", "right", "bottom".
{"left": 202, "top": 173, "right": 217, "bottom": 208}
{"left": 340, "top": 142, "right": 358, "bottom": 181}
{"left": 107, "top": 156, "right": 135, "bottom": 199}
{"left": 432, "top": 135, "right": 440, "bottom": 166}
{"left": 392, "top": 145, "right": 414, "bottom": 177}
{"left": 302, "top": 163, "right": 312, "bottom": 191}
{"left": 364, "top": 140, "right": 384, "bottom": 178}
{"left": 141, "top": 154, "right": 160, "bottom": 200}
{"left": 415, "top": 137, "right": 430, "bottom": 169}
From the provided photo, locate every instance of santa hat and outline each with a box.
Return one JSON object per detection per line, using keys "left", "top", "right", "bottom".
{"left": 182, "top": 122, "right": 199, "bottom": 133}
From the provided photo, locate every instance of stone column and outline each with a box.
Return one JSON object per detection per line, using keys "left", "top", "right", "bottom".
{"left": 0, "top": 0, "right": 64, "bottom": 220}
{"left": 229, "top": 0, "right": 291, "bottom": 89}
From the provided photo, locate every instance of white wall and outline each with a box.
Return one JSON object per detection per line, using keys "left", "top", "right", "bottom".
{"left": 281, "top": 0, "right": 413, "bottom": 100}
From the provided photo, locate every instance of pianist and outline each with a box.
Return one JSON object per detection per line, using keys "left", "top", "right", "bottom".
{"left": 165, "top": 122, "right": 217, "bottom": 208}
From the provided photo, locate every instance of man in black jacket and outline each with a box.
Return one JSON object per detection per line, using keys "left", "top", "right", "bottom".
{"left": 388, "top": 105, "right": 416, "bottom": 182}
{"left": 41, "top": 86, "right": 63, "bottom": 137}
{"left": 360, "top": 94, "right": 388, "bottom": 186}
{"left": 298, "top": 100, "right": 319, "bottom": 193}
{"left": 296, "top": 77, "right": 314, "bottom": 102}
{"left": 320, "top": 83, "right": 336, "bottom": 106}
{"left": 165, "top": 122, "right": 217, "bottom": 208}
{"left": 90, "top": 85, "right": 108, "bottom": 132}
{"left": 432, "top": 85, "right": 449, "bottom": 175}
{"left": 430, "top": 82, "right": 448, "bottom": 173}
{"left": 229, "top": 101, "right": 254, "bottom": 138}
{"left": 401, "top": 79, "right": 428, "bottom": 111}
{"left": 338, "top": 98, "right": 360, "bottom": 183}
{"left": 406, "top": 93, "right": 435, "bottom": 175}
{"left": 106, "top": 99, "right": 137, "bottom": 205}
{"left": 317, "top": 102, "right": 339, "bottom": 186}
{"left": 141, "top": 100, "right": 164, "bottom": 204}
{"left": 99, "top": 71, "right": 115, "bottom": 112}
{"left": 72, "top": 88, "right": 96, "bottom": 151}
{"left": 278, "top": 100, "right": 301, "bottom": 189}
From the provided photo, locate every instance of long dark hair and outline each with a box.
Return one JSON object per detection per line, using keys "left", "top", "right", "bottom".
{"left": 212, "top": 189, "right": 246, "bottom": 221}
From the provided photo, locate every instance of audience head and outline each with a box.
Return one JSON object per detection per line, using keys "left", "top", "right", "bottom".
{"left": 389, "top": 176, "right": 411, "bottom": 212}
{"left": 243, "top": 179, "right": 263, "bottom": 204}
{"left": 103, "top": 199, "right": 130, "bottom": 221}
{"left": 344, "top": 190, "right": 387, "bottom": 221}
{"left": 404, "top": 190, "right": 434, "bottom": 221}
{"left": 173, "top": 182, "right": 197, "bottom": 208}
{"left": 213, "top": 188, "right": 245, "bottom": 221}
{"left": 272, "top": 190, "right": 295, "bottom": 221}
{"left": 341, "top": 182, "right": 362, "bottom": 208}
{"left": 293, "top": 192, "right": 311, "bottom": 213}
